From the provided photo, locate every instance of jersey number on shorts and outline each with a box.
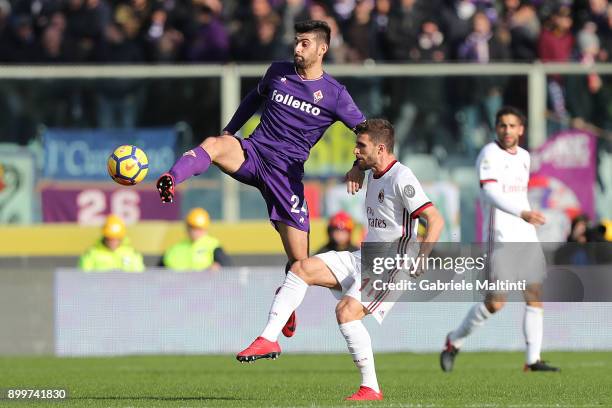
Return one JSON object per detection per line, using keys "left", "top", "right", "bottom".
{"left": 290, "top": 194, "right": 308, "bottom": 214}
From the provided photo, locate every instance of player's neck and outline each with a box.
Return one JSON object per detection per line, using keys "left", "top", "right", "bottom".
{"left": 372, "top": 156, "right": 397, "bottom": 178}
{"left": 496, "top": 140, "right": 518, "bottom": 154}
{"left": 296, "top": 65, "right": 324, "bottom": 80}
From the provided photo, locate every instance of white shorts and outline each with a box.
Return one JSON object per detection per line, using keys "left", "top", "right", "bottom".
{"left": 489, "top": 242, "right": 547, "bottom": 288}
{"left": 315, "top": 250, "right": 400, "bottom": 324}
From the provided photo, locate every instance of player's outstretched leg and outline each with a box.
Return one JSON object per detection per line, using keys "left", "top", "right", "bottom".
{"left": 440, "top": 302, "right": 492, "bottom": 372}
{"left": 157, "top": 146, "right": 211, "bottom": 203}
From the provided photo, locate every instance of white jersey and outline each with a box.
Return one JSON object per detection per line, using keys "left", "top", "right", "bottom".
{"left": 477, "top": 141, "right": 538, "bottom": 243}
{"left": 315, "top": 159, "right": 432, "bottom": 324}
{"left": 364, "top": 160, "right": 432, "bottom": 245}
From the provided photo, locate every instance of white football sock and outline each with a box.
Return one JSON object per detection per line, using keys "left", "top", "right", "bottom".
{"left": 260, "top": 271, "right": 308, "bottom": 342}
{"left": 449, "top": 302, "right": 492, "bottom": 349}
{"left": 523, "top": 305, "right": 544, "bottom": 365}
{"left": 339, "top": 320, "right": 380, "bottom": 393}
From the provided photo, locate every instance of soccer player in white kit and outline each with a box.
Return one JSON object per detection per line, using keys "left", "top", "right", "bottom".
{"left": 237, "top": 119, "right": 445, "bottom": 400}
{"left": 440, "top": 106, "right": 559, "bottom": 372}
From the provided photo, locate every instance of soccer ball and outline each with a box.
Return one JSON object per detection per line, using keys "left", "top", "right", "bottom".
{"left": 107, "top": 145, "right": 149, "bottom": 185}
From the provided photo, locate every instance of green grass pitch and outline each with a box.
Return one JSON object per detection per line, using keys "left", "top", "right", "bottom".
{"left": 1, "top": 352, "right": 610, "bottom": 407}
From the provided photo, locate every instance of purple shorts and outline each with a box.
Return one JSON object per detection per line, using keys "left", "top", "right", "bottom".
{"left": 230, "top": 138, "right": 309, "bottom": 232}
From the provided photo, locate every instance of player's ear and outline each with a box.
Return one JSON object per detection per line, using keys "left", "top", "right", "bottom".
{"left": 319, "top": 42, "right": 328, "bottom": 56}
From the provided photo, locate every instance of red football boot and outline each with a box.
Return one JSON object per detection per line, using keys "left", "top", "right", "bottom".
{"left": 282, "top": 311, "right": 297, "bottom": 338}
{"left": 236, "top": 337, "right": 281, "bottom": 363}
{"left": 157, "top": 173, "right": 175, "bottom": 203}
{"left": 344, "top": 386, "right": 383, "bottom": 401}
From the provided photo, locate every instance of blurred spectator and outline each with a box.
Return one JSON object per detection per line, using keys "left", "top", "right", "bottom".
{"left": 456, "top": 11, "right": 510, "bottom": 157}
{"left": 242, "top": 13, "right": 285, "bottom": 61}
{"left": 386, "top": 0, "right": 422, "bottom": 61}
{"left": 161, "top": 207, "right": 231, "bottom": 271}
{"left": 307, "top": 2, "right": 349, "bottom": 63}
{"left": 143, "top": 5, "right": 185, "bottom": 63}
{"left": 79, "top": 214, "right": 145, "bottom": 272}
{"left": 554, "top": 214, "right": 612, "bottom": 265}
{"left": 538, "top": 4, "right": 574, "bottom": 130}
{"left": 344, "top": 0, "right": 375, "bottom": 62}
{"left": 372, "top": 0, "right": 392, "bottom": 60}
{"left": 316, "top": 211, "right": 359, "bottom": 254}
{"left": 96, "top": 21, "right": 145, "bottom": 128}
{"left": 412, "top": 17, "right": 448, "bottom": 62}
{"left": 3, "top": 15, "right": 40, "bottom": 63}
{"left": 396, "top": 17, "right": 451, "bottom": 156}
{"left": 440, "top": 0, "right": 478, "bottom": 59}
{"left": 501, "top": 0, "right": 540, "bottom": 61}
{"left": 231, "top": 0, "right": 279, "bottom": 61}
{"left": 566, "top": 21, "right": 611, "bottom": 131}
{"left": 64, "top": 0, "right": 111, "bottom": 62}
{"left": 186, "top": 4, "right": 230, "bottom": 62}
{"left": 342, "top": 0, "right": 383, "bottom": 116}
{"left": 280, "top": 0, "right": 309, "bottom": 53}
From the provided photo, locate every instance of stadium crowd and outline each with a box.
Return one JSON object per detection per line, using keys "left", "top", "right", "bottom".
{"left": 0, "top": 0, "right": 610, "bottom": 65}
{"left": 1, "top": 0, "right": 611, "bottom": 161}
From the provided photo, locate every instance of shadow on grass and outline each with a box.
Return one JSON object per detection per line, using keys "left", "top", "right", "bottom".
{"left": 74, "top": 396, "right": 243, "bottom": 401}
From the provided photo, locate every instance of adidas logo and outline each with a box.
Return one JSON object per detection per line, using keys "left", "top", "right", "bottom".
{"left": 271, "top": 89, "right": 321, "bottom": 116}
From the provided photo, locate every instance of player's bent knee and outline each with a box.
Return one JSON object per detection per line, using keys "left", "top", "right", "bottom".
{"left": 290, "top": 258, "right": 323, "bottom": 285}
{"left": 200, "top": 135, "right": 235, "bottom": 161}
{"left": 335, "top": 298, "right": 366, "bottom": 324}
{"left": 486, "top": 299, "right": 506, "bottom": 313}
{"left": 289, "top": 260, "right": 306, "bottom": 278}
{"left": 200, "top": 136, "right": 220, "bottom": 159}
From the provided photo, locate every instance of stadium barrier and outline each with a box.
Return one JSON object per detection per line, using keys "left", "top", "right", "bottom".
{"left": 50, "top": 268, "right": 612, "bottom": 357}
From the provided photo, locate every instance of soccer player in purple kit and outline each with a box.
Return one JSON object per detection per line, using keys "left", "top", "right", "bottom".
{"left": 156, "top": 20, "right": 366, "bottom": 337}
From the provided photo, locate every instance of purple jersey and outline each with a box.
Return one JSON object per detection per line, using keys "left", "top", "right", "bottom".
{"left": 248, "top": 61, "right": 364, "bottom": 170}
{"left": 224, "top": 61, "right": 364, "bottom": 232}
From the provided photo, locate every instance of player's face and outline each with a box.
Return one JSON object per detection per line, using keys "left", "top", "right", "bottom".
{"left": 294, "top": 33, "right": 325, "bottom": 69}
{"left": 495, "top": 114, "right": 523, "bottom": 149}
{"left": 354, "top": 133, "right": 380, "bottom": 170}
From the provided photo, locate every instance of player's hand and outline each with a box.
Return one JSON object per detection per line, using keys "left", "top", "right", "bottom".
{"left": 345, "top": 165, "right": 365, "bottom": 195}
{"left": 221, "top": 130, "right": 233, "bottom": 136}
{"left": 520, "top": 210, "right": 546, "bottom": 226}
{"left": 408, "top": 264, "right": 425, "bottom": 279}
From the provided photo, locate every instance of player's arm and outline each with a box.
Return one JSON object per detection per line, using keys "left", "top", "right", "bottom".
{"left": 223, "top": 89, "right": 265, "bottom": 135}
{"left": 345, "top": 158, "right": 365, "bottom": 195}
{"left": 222, "top": 65, "right": 273, "bottom": 135}
{"left": 335, "top": 88, "right": 367, "bottom": 195}
{"left": 416, "top": 205, "right": 444, "bottom": 258}
{"left": 480, "top": 182, "right": 545, "bottom": 225}
{"left": 478, "top": 150, "right": 544, "bottom": 225}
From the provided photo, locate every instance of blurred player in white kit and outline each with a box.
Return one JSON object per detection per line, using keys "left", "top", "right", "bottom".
{"left": 440, "top": 106, "right": 559, "bottom": 373}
